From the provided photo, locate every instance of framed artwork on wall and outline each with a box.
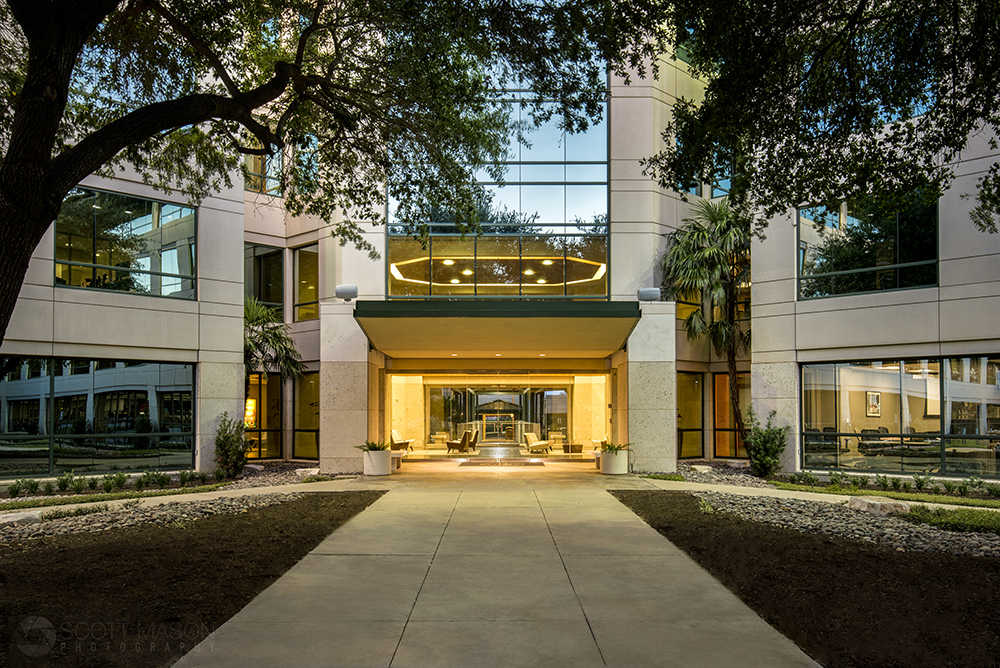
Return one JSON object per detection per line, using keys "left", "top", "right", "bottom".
{"left": 866, "top": 391, "right": 881, "bottom": 418}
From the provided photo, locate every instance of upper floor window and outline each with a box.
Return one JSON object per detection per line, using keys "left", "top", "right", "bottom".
{"left": 245, "top": 244, "right": 284, "bottom": 318}
{"left": 245, "top": 150, "right": 283, "bottom": 196}
{"left": 797, "top": 193, "right": 937, "bottom": 299}
{"left": 293, "top": 244, "right": 319, "bottom": 321}
{"left": 55, "top": 188, "right": 196, "bottom": 299}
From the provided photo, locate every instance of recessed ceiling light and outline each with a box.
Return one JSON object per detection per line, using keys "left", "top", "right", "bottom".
{"left": 539, "top": 353, "right": 546, "bottom": 357}
{"left": 450, "top": 278, "right": 460, "bottom": 283}
{"left": 462, "top": 269, "right": 473, "bottom": 275}
{"left": 495, "top": 353, "right": 502, "bottom": 356}
{"left": 536, "top": 279, "right": 547, "bottom": 284}
{"left": 523, "top": 269, "right": 535, "bottom": 275}
{"left": 442, "top": 259, "right": 455, "bottom": 265}
{"left": 542, "top": 260, "right": 554, "bottom": 265}
{"left": 451, "top": 353, "right": 458, "bottom": 356}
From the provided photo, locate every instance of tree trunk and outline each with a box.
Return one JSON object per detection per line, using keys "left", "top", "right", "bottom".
{"left": 0, "top": 202, "right": 54, "bottom": 347}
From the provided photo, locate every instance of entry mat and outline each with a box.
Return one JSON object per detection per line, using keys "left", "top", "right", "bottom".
{"left": 459, "top": 460, "right": 545, "bottom": 467}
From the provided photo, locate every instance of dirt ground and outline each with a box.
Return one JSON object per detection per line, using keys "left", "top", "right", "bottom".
{"left": 0, "top": 491, "right": 383, "bottom": 668}
{"left": 613, "top": 490, "right": 1000, "bottom": 668}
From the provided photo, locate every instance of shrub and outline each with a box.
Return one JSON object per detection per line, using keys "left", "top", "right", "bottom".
{"left": 71, "top": 478, "right": 86, "bottom": 494}
{"left": 890, "top": 477, "right": 902, "bottom": 491}
{"left": 7, "top": 480, "right": 22, "bottom": 498}
{"left": 942, "top": 480, "right": 957, "bottom": 494}
{"left": 912, "top": 474, "right": 929, "bottom": 491}
{"left": 986, "top": 483, "right": 1000, "bottom": 499}
{"left": 213, "top": 469, "right": 224, "bottom": 482}
{"left": 302, "top": 475, "right": 333, "bottom": 483}
{"left": 197, "top": 471, "right": 208, "bottom": 485}
{"left": 56, "top": 471, "right": 74, "bottom": 491}
{"left": 214, "top": 412, "right": 250, "bottom": 479}
{"left": 969, "top": 476, "right": 986, "bottom": 490}
{"left": 851, "top": 476, "right": 868, "bottom": 489}
{"left": 87, "top": 476, "right": 98, "bottom": 491}
{"left": 828, "top": 472, "right": 847, "bottom": 486}
{"left": 875, "top": 474, "right": 890, "bottom": 491}
{"left": 798, "top": 471, "right": 820, "bottom": 486}
{"left": 178, "top": 470, "right": 191, "bottom": 487}
{"left": 900, "top": 505, "right": 1000, "bottom": 536}
{"left": 101, "top": 475, "right": 114, "bottom": 493}
{"left": 930, "top": 484, "right": 941, "bottom": 495}
{"left": 901, "top": 481, "right": 912, "bottom": 492}
{"left": 26, "top": 478, "right": 39, "bottom": 494}
{"left": 42, "top": 481, "right": 54, "bottom": 495}
{"left": 134, "top": 477, "right": 145, "bottom": 492}
{"left": 743, "top": 406, "right": 790, "bottom": 479}
{"left": 112, "top": 472, "right": 128, "bottom": 490}
{"left": 156, "top": 473, "right": 171, "bottom": 489}
{"left": 957, "top": 482, "right": 969, "bottom": 497}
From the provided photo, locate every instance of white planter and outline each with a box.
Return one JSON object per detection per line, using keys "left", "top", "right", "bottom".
{"left": 363, "top": 450, "right": 392, "bottom": 476}
{"left": 599, "top": 449, "right": 629, "bottom": 475}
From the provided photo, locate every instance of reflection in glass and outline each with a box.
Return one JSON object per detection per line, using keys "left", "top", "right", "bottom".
{"left": 677, "top": 372, "right": 703, "bottom": 458}
{"left": 246, "top": 373, "right": 282, "bottom": 459}
{"left": 294, "top": 244, "right": 319, "bottom": 321}
{"left": 713, "top": 373, "right": 749, "bottom": 458}
{"left": 0, "top": 357, "right": 194, "bottom": 477}
{"left": 55, "top": 188, "right": 196, "bottom": 298}
{"left": 294, "top": 373, "right": 319, "bottom": 459}
{"left": 245, "top": 244, "right": 284, "bottom": 316}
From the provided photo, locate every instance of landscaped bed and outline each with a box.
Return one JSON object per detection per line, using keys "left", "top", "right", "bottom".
{"left": 614, "top": 490, "right": 1000, "bottom": 668}
{"left": 0, "top": 491, "right": 383, "bottom": 668}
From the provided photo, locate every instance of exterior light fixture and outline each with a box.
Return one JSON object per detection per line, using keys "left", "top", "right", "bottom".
{"left": 637, "top": 287, "right": 661, "bottom": 301}
{"left": 334, "top": 284, "right": 359, "bottom": 302}
{"left": 442, "top": 259, "right": 455, "bottom": 265}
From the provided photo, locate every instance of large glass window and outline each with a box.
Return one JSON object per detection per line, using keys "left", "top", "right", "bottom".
{"left": 245, "top": 150, "right": 283, "bottom": 195}
{"left": 713, "top": 373, "right": 749, "bottom": 458}
{"left": 293, "top": 244, "right": 319, "bottom": 321}
{"left": 798, "top": 194, "right": 937, "bottom": 299}
{"left": 245, "top": 244, "right": 284, "bottom": 317}
{"left": 293, "top": 373, "right": 319, "bottom": 459}
{"left": 0, "top": 357, "right": 194, "bottom": 478}
{"left": 677, "top": 372, "right": 703, "bottom": 458}
{"left": 801, "top": 357, "right": 1000, "bottom": 477}
{"left": 55, "top": 188, "right": 196, "bottom": 299}
{"left": 245, "top": 372, "right": 282, "bottom": 459}
{"left": 387, "top": 94, "right": 609, "bottom": 300}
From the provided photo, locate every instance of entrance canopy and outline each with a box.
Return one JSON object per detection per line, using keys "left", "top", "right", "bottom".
{"left": 354, "top": 301, "right": 641, "bottom": 359}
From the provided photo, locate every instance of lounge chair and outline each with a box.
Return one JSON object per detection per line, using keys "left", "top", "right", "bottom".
{"left": 468, "top": 429, "right": 479, "bottom": 451}
{"left": 390, "top": 429, "right": 414, "bottom": 451}
{"left": 447, "top": 430, "right": 471, "bottom": 453}
{"left": 524, "top": 432, "right": 551, "bottom": 454}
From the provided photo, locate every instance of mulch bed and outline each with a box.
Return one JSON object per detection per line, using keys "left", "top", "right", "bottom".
{"left": 0, "top": 491, "right": 383, "bottom": 668}
{"left": 613, "top": 490, "right": 1000, "bottom": 668}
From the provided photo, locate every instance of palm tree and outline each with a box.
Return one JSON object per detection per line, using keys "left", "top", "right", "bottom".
{"left": 661, "top": 198, "right": 751, "bottom": 440}
{"left": 244, "top": 296, "right": 305, "bottom": 401}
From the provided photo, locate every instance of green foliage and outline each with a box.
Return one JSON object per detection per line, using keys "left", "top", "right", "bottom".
{"left": 87, "top": 476, "right": 98, "bottom": 491}
{"left": 901, "top": 481, "right": 911, "bottom": 493}
{"left": 769, "top": 482, "right": 1000, "bottom": 509}
{"left": 197, "top": 471, "right": 209, "bottom": 485}
{"left": 355, "top": 440, "right": 389, "bottom": 452}
{"left": 899, "top": 505, "right": 1000, "bottom": 537}
{"left": 890, "top": 477, "right": 902, "bottom": 491}
{"left": 985, "top": 483, "right": 1000, "bottom": 499}
{"left": 789, "top": 471, "right": 819, "bottom": 486}
{"left": 942, "top": 480, "right": 957, "bottom": 494}
{"left": 743, "top": 406, "right": 789, "bottom": 478}
{"left": 660, "top": 198, "right": 751, "bottom": 437}
{"left": 6, "top": 480, "right": 21, "bottom": 498}
{"left": 214, "top": 469, "right": 224, "bottom": 482}
{"left": 156, "top": 473, "right": 171, "bottom": 489}
{"left": 698, "top": 498, "right": 715, "bottom": 514}
{"left": 644, "top": 0, "right": 1000, "bottom": 234}
{"left": 850, "top": 476, "right": 868, "bottom": 489}
{"left": 25, "top": 478, "right": 39, "bottom": 494}
{"left": 101, "top": 475, "right": 115, "bottom": 493}
{"left": 0, "top": 483, "right": 230, "bottom": 511}
{"left": 827, "top": 472, "right": 847, "bottom": 487}
{"left": 930, "top": 484, "right": 941, "bottom": 495}
{"left": 645, "top": 473, "right": 685, "bottom": 481}
{"left": 957, "top": 482, "right": 969, "bottom": 497}
{"left": 134, "top": 477, "right": 145, "bottom": 492}
{"left": 71, "top": 478, "right": 86, "bottom": 494}
{"left": 875, "top": 475, "right": 890, "bottom": 491}
{"left": 302, "top": 475, "right": 333, "bottom": 483}
{"left": 111, "top": 472, "right": 128, "bottom": 490}
{"left": 912, "top": 474, "right": 930, "bottom": 491}
{"left": 244, "top": 297, "right": 305, "bottom": 383}
{"left": 968, "top": 476, "right": 986, "bottom": 490}
{"left": 601, "top": 442, "right": 630, "bottom": 453}
{"left": 42, "top": 482, "right": 54, "bottom": 496}
{"left": 178, "top": 470, "right": 191, "bottom": 488}
{"left": 42, "top": 503, "right": 110, "bottom": 522}
{"left": 56, "top": 471, "right": 74, "bottom": 492}
{"left": 214, "top": 412, "right": 250, "bottom": 478}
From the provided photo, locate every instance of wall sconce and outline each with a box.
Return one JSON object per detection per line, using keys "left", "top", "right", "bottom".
{"left": 335, "top": 284, "right": 359, "bottom": 302}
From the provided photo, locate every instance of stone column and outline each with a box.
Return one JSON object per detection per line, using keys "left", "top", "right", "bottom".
{"left": 751, "top": 362, "right": 800, "bottom": 472}
{"left": 196, "top": 362, "right": 244, "bottom": 472}
{"left": 625, "top": 302, "right": 677, "bottom": 472}
{"left": 319, "top": 301, "right": 369, "bottom": 473}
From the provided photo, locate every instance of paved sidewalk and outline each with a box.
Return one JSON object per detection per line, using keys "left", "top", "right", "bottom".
{"left": 173, "top": 467, "right": 819, "bottom": 668}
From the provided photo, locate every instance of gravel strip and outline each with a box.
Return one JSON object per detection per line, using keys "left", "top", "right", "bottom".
{"left": 0, "top": 492, "right": 303, "bottom": 544}
{"left": 691, "top": 491, "right": 1000, "bottom": 558}
{"left": 670, "top": 463, "right": 775, "bottom": 489}
{"left": 224, "top": 462, "right": 354, "bottom": 489}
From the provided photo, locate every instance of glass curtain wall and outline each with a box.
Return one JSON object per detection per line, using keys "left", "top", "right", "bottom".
{"left": 245, "top": 372, "right": 282, "bottom": 459}
{"left": 713, "top": 373, "right": 750, "bottom": 458}
{"left": 802, "top": 357, "right": 1000, "bottom": 477}
{"left": 294, "top": 244, "right": 319, "bottom": 321}
{"left": 387, "top": 90, "right": 609, "bottom": 300}
{"left": 0, "top": 357, "right": 194, "bottom": 478}
{"left": 55, "top": 188, "right": 196, "bottom": 299}
{"left": 293, "top": 372, "right": 319, "bottom": 459}
{"left": 245, "top": 244, "right": 284, "bottom": 317}
{"left": 677, "top": 372, "right": 704, "bottom": 458}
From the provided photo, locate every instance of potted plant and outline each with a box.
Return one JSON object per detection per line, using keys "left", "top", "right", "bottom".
{"left": 600, "top": 442, "right": 630, "bottom": 475}
{"left": 356, "top": 440, "right": 391, "bottom": 476}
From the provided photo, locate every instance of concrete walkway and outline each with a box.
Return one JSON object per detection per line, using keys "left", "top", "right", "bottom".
{"left": 172, "top": 463, "right": 819, "bottom": 668}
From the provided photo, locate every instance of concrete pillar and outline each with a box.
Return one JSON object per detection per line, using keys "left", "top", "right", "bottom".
{"left": 196, "top": 361, "right": 244, "bottom": 472}
{"left": 623, "top": 302, "right": 677, "bottom": 472}
{"left": 319, "top": 301, "right": 368, "bottom": 473}
{"left": 751, "top": 362, "right": 800, "bottom": 473}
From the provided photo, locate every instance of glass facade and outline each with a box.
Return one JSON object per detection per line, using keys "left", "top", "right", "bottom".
{"left": 294, "top": 244, "right": 319, "bottom": 321}
{"left": 245, "top": 150, "right": 283, "bottom": 195}
{"left": 245, "top": 372, "right": 282, "bottom": 459}
{"left": 245, "top": 244, "right": 284, "bottom": 317}
{"left": 713, "top": 372, "right": 750, "bottom": 458}
{"left": 798, "top": 194, "right": 937, "bottom": 299}
{"left": 801, "top": 357, "right": 1000, "bottom": 476}
{"left": 387, "top": 94, "right": 609, "bottom": 300}
{"left": 294, "top": 373, "right": 319, "bottom": 459}
{"left": 0, "top": 357, "right": 194, "bottom": 478}
{"left": 55, "top": 188, "right": 196, "bottom": 299}
{"left": 677, "top": 372, "right": 703, "bottom": 458}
